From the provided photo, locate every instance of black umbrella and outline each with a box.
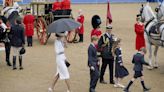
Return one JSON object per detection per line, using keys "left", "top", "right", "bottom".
{"left": 47, "top": 18, "right": 81, "bottom": 33}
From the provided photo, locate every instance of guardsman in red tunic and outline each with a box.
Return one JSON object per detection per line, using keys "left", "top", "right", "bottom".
{"left": 134, "top": 15, "right": 145, "bottom": 51}
{"left": 91, "top": 29, "right": 102, "bottom": 39}
{"left": 90, "top": 15, "right": 102, "bottom": 49}
{"left": 52, "top": 0, "right": 62, "bottom": 11}
{"left": 61, "top": 0, "right": 71, "bottom": 10}
{"left": 23, "top": 8, "right": 35, "bottom": 47}
{"left": 91, "top": 15, "right": 102, "bottom": 39}
{"left": 77, "top": 9, "right": 84, "bottom": 42}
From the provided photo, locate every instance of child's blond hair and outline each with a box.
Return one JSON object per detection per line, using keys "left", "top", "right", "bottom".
{"left": 112, "top": 38, "right": 121, "bottom": 56}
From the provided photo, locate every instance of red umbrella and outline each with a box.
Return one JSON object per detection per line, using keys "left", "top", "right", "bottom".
{"left": 107, "top": 0, "right": 112, "bottom": 25}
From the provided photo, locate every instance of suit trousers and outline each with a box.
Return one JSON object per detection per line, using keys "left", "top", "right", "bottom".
{"left": 90, "top": 66, "right": 99, "bottom": 92}
{"left": 27, "top": 36, "right": 33, "bottom": 46}
{"left": 79, "top": 34, "right": 83, "bottom": 42}
{"left": 100, "top": 58, "right": 114, "bottom": 83}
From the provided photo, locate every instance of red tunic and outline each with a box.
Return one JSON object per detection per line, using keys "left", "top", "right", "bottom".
{"left": 77, "top": 15, "right": 84, "bottom": 34}
{"left": 91, "top": 28, "right": 102, "bottom": 38}
{"left": 23, "top": 14, "right": 35, "bottom": 37}
{"left": 61, "top": 0, "right": 71, "bottom": 10}
{"left": 52, "top": 2, "right": 61, "bottom": 11}
{"left": 134, "top": 23, "right": 146, "bottom": 50}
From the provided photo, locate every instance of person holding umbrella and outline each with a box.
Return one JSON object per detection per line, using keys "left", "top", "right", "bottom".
{"left": 47, "top": 19, "right": 80, "bottom": 92}
{"left": 48, "top": 32, "right": 71, "bottom": 92}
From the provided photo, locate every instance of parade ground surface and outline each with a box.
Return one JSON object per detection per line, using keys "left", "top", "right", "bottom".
{"left": 0, "top": 3, "right": 164, "bottom": 92}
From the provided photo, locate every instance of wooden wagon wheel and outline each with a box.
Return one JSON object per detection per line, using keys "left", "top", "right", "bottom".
{"left": 66, "top": 29, "right": 79, "bottom": 43}
{"left": 44, "top": 13, "right": 54, "bottom": 43}
{"left": 36, "top": 16, "right": 49, "bottom": 45}
{"left": 66, "top": 13, "right": 79, "bottom": 43}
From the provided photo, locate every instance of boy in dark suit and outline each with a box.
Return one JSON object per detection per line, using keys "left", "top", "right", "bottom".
{"left": 124, "top": 47, "right": 151, "bottom": 92}
{"left": 88, "top": 36, "right": 100, "bottom": 92}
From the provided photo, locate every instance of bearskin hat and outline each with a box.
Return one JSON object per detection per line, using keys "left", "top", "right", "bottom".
{"left": 91, "top": 15, "right": 101, "bottom": 29}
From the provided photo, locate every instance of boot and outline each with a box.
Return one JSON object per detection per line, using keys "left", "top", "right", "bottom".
{"left": 13, "top": 56, "right": 17, "bottom": 70}
{"left": 19, "top": 56, "right": 23, "bottom": 70}
{"left": 6, "top": 61, "right": 12, "bottom": 66}
{"left": 5, "top": 46, "right": 11, "bottom": 66}
{"left": 6, "top": 57, "right": 11, "bottom": 66}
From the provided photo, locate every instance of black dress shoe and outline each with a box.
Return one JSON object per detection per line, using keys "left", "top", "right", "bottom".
{"left": 13, "top": 67, "right": 17, "bottom": 70}
{"left": 89, "top": 88, "right": 95, "bottom": 92}
{"left": 19, "top": 67, "right": 24, "bottom": 70}
{"left": 100, "top": 80, "right": 107, "bottom": 84}
{"left": 123, "top": 88, "right": 129, "bottom": 92}
{"left": 144, "top": 88, "right": 151, "bottom": 92}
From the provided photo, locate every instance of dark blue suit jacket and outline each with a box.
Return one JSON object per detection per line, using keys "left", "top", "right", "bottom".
{"left": 132, "top": 53, "right": 149, "bottom": 71}
{"left": 88, "top": 44, "right": 99, "bottom": 68}
{"left": 10, "top": 24, "right": 25, "bottom": 47}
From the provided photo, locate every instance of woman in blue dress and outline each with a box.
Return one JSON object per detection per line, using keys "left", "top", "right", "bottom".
{"left": 113, "top": 38, "right": 129, "bottom": 88}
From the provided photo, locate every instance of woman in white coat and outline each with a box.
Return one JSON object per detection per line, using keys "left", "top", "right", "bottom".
{"left": 48, "top": 32, "right": 71, "bottom": 92}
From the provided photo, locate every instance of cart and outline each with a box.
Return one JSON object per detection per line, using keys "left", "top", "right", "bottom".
{"left": 30, "top": 2, "right": 73, "bottom": 45}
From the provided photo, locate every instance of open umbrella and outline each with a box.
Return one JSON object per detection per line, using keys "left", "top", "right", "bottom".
{"left": 47, "top": 18, "right": 81, "bottom": 33}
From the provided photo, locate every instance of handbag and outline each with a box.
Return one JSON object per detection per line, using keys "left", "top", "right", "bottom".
{"left": 20, "top": 47, "right": 26, "bottom": 55}
{"left": 65, "top": 60, "right": 70, "bottom": 67}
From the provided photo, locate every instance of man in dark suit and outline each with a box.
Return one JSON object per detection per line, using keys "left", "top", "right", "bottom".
{"left": 124, "top": 47, "right": 151, "bottom": 92}
{"left": 88, "top": 36, "right": 100, "bottom": 92}
{"left": 98, "top": 25, "right": 114, "bottom": 84}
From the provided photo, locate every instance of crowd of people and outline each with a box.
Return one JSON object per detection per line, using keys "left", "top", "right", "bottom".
{"left": 0, "top": 1, "right": 153, "bottom": 92}
{"left": 46, "top": 14, "right": 151, "bottom": 92}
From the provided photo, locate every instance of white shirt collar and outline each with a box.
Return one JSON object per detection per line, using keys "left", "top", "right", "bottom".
{"left": 91, "top": 43, "right": 96, "bottom": 48}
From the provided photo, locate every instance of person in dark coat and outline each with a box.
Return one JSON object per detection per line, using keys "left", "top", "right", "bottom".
{"left": 112, "top": 38, "right": 129, "bottom": 88}
{"left": 124, "top": 47, "right": 151, "bottom": 92}
{"left": 88, "top": 36, "right": 100, "bottom": 92}
{"left": 10, "top": 17, "right": 25, "bottom": 70}
{"left": 98, "top": 25, "right": 114, "bottom": 84}
{"left": 0, "top": 16, "right": 12, "bottom": 66}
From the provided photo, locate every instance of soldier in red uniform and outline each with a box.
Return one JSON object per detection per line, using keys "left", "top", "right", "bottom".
{"left": 23, "top": 8, "right": 35, "bottom": 47}
{"left": 134, "top": 15, "right": 145, "bottom": 51}
{"left": 91, "top": 15, "right": 102, "bottom": 39}
{"left": 52, "top": 0, "right": 62, "bottom": 11}
{"left": 61, "top": 0, "right": 71, "bottom": 10}
{"left": 77, "top": 9, "right": 84, "bottom": 42}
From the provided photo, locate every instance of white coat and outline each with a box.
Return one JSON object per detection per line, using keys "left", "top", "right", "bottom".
{"left": 54, "top": 39, "right": 70, "bottom": 80}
